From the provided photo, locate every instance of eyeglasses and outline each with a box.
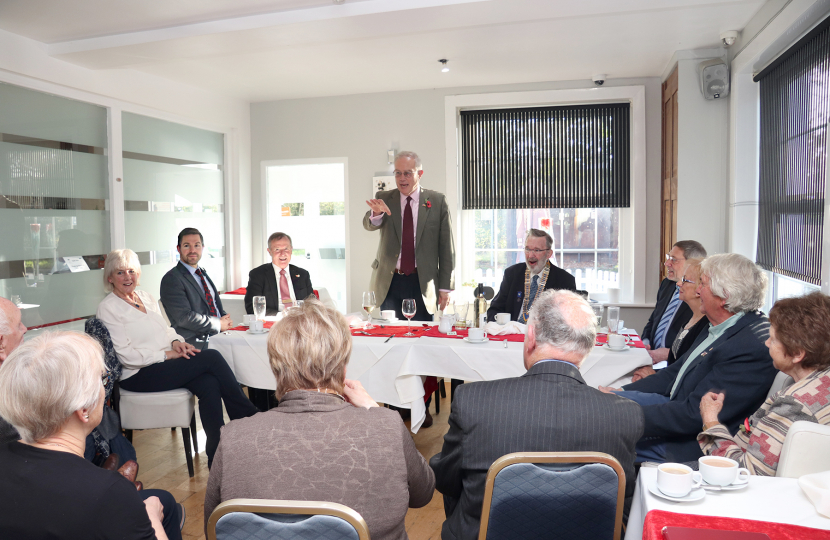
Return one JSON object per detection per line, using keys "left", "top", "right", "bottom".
{"left": 681, "top": 277, "right": 696, "bottom": 285}
{"left": 524, "top": 247, "right": 551, "bottom": 254}
{"left": 665, "top": 253, "right": 684, "bottom": 264}
{"left": 393, "top": 170, "right": 416, "bottom": 179}
{"left": 269, "top": 248, "right": 292, "bottom": 255}
{"left": 101, "top": 372, "right": 111, "bottom": 388}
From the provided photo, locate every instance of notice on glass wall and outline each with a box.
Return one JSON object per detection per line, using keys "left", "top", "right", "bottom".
{"left": 62, "top": 256, "right": 90, "bottom": 273}
{"left": 373, "top": 176, "right": 395, "bottom": 193}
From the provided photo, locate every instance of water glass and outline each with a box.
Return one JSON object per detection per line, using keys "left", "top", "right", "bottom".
{"left": 253, "top": 296, "right": 267, "bottom": 320}
{"left": 607, "top": 306, "right": 620, "bottom": 334}
{"left": 591, "top": 303, "right": 604, "bottom": 329}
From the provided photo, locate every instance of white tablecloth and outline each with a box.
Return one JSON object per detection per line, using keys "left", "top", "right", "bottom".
{"left": 625, "top": 468, "right": 830, "bottom": 540}
{"left": 211, "top": 332, "right": 650, "bottom": 431}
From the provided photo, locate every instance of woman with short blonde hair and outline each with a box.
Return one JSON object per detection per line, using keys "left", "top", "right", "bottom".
{"left": 205, "top": 297, "right": 435, "bottom": 540}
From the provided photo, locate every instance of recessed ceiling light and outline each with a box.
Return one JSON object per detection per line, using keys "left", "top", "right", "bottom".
{"left": 333, "top": 0, "right": 345, "bottom": 4}
{"left": 439, "top": 59, "right": 449, "bottom": 73}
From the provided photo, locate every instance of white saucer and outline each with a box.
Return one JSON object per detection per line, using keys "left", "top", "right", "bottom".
{"left": 648, "top": 481, "right": 706, "bottom": 502}
{"left": 463, "top": 337, "right": 489, "bottom": 344}
{"left": 702, "top": 478, "right": 749, "bottom": 491}
{"left": 246, "top": 328, "right": 268, "bottom": 334}
{"left": 603, "top": 344, "right": 629, "bottom": 352}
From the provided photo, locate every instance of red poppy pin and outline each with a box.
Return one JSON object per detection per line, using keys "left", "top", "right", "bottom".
{"left": 739, "top": 417, "right": 751, "bottom": 434}
{"left": 423, "top": 200, "right": 432, "bottom": 209}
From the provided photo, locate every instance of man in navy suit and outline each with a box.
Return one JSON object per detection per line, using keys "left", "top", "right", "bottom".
{"left": 601, "top": 253, "right": 777, "bottom": 463}
{"left": 244, "top": 232, "right": 314, "bottom": 316}
{"left": 160, "top": 227, "right": 231, "bottom": 349}
{"left": 487, "top": 229, "right": 576, "bottom": 322}
{"left": 640, "top": 240, "right": 707, "bottom": 364}
{"left": 431, "top": 290, "right": 643, "bottom": 540}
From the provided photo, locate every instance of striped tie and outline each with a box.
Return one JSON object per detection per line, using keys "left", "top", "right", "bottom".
{"left": 654, "top": 289, "right": 681, "bottom": 349}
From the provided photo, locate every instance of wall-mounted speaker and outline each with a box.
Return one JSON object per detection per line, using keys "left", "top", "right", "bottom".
{"left": 699, "top": 59, "right": 730, "bottom": 100}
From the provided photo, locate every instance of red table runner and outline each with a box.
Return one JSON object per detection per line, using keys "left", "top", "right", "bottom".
{"left": 349, "top": 325, "right": 431, "bottom": 338}
{"left": 643, "top": 510, "right": 830, "bottom": 540}
{"left": 229, "top": 321, "right": 276, "bottom": 332}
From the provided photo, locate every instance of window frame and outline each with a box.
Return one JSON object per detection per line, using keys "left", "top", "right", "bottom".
{"left": 444, "top": 86, "right": 648, "bottom": 303}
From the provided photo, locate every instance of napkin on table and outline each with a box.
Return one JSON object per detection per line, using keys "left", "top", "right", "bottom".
{"left": 799, "top": 470, "right": 830, "bottom": 518}
{"left": 483, "top": 321, "right": 527, "bottom": 335}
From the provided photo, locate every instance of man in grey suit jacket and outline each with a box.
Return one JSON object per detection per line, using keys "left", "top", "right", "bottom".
{"left": 430, "top": 290, "right": 644, "bottom": 540}
{"left": 363, "top": 151, "right": 454, "bottom": 321}
{"left": 160, "top": 228, "right": 232, "bottom": 348}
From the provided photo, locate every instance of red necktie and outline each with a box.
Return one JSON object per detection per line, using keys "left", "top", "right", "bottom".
{"left": 400, "top": 196, "right": 415, "bottom": 275}
{"left": 195, "top": 269, "right": 217, "bottom": 317}
{"left": 279, "top": 269, "right": 292, "bottom": 305}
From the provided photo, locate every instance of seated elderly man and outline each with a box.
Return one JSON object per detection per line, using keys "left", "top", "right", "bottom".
{"left": 601, "top": 253, "right": 778, "bottom": 463}
{"left": 430, "top": 290, "right": 643, "bottom": 540}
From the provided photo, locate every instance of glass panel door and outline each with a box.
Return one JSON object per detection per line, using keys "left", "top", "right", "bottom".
{"left": 265, "top": 162, "right": 346, "bottom": 312}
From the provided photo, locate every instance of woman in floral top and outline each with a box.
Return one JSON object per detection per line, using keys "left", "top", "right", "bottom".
{"left": 697, "top": 291, "right": 830, "bottom": 476}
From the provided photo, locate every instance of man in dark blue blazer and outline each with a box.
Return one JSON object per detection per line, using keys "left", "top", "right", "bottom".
{"left": 160, "top": 228, "right": 231, "bottom": 349}
{"left": 641, "top": 240, "right": 707, "bottom": 364}
{"left": 486, "top": 229, "right": 576, "bottom": 322}
{"left": 431, "top": 290, "right": 643, "bottom": 540}
{"left": 603, "top": 254, "right": 778, "bottom": 462}
{"left": 244, "top": 232, "right": 314, "bottom": 316}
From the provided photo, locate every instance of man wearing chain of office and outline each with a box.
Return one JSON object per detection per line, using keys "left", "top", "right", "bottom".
{"left": 487, "top": 229, "right": 577, "bottom": 323}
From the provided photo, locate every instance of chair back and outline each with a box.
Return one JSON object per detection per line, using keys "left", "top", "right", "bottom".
{"left": 207, "top": 499, "right": 370, "bottom": 540}
{"left": 84, "top": 317, "right": 121, "bottom": 402}
{"left": 776, "top": 421, "right": 830, "bottom": 478}
{"left": 766, "top": 371, "right": 793, "bottom": 399}
{"left": 479, "top": 452, "right": 624, "bottom": 540}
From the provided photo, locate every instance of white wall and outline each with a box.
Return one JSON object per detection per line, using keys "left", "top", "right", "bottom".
{"left": 0, "top": 28, "right": 254, "bottom": 288}
{"left": 250, "top": 77, "right": 663, "bottom": 313}
{"left": 675, "top": 53, "right": 730, "bottom": 256}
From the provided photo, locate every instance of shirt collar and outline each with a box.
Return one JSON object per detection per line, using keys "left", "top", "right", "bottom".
{"left": 400, "top": 187, "right": 421, "bottom": 204}
{"left": 183, "top": 262, "right": 200, "bottom": 277}
{"left": 707, "top": 311, "right": 745, "bottom": 338}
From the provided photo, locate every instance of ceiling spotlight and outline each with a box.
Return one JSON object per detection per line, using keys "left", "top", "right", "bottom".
{"left": 332, "top": 0, "right": 345, "bottom": 4}
{"left": 439, "top": 59, "right": 449, "bottom": 73}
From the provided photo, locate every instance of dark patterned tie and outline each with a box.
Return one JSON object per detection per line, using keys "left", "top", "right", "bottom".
{"left": 195, "top": 268, "right": 217, "bottom": 317}
{"left": 400, "top": 196, "right": 416, "bottom": 275}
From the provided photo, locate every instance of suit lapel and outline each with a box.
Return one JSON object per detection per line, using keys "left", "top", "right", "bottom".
{"left": 178, "top": 262, "right": 209, "bottom": 308}
{"left": 415, "top": 188, "right": 430, "bottom": 251}
{"left": 289, "top": 264, "right": 304, "bottom": 298}
{"left": 389, "top": 189, "right": 402, "bottom": 245}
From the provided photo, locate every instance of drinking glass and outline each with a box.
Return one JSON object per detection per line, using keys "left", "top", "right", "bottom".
{"left": 591, "top": 303, "right": 604, "bottom": 330}
{"left": 362, "top": 291, "right": 376, "bottom": 330}
{"left": 402, "top": 298, "right": 417, "bottom": 336}
{"left": 455, "top": 301, "right": 469, "bottom": 328}
{"left": 253, "top": 296, "right": 267, "bottom": 321}
{"left": 607, "top": 306, "right": 620, "bottom": 334}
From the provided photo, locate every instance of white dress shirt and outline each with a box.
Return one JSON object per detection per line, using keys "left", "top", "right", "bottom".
{"left": 272, "top": 263, "right": 296, "bottom": 312}
{"left": 96, "top": 290, "right": 184, "bottom": 380}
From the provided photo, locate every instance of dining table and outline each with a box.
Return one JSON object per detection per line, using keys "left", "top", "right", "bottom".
{"left": 626, "top": 467, "right": 830, "bottom": 540}
{"left": 211, "top": 323, "right": 652, "bottom": 432}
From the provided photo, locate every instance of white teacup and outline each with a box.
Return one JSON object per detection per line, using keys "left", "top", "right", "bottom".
{"left": 607, "top": 333, "right": 631, "bottom": 350}
{"left": 698, "top": 456, "right": 750, "bottom": 486}
{"left": 467, "top": 328, "right": 488, "bottom": 341}
{"left": 657, "top": 463, "right": 702, "bottom": 497}
{"left": 251, "top": 320, "right": 264, "bottom": 332}
{"left": 495, "top": 313, "right": 511, "bottom": 325}
{"left": 381, "top": 310, "right": 396, "bottom": 321}
{"left": 242, "top": 314, "right": 256, "bottom": 326}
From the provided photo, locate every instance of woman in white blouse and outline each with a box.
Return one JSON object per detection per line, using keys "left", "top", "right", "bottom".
{"left": 97, "top": 249, "right": 258, "bottom": 467}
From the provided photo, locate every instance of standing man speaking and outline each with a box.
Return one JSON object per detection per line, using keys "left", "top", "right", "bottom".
{"left": 363, "top": 151, "right": 455, "bottom": 321}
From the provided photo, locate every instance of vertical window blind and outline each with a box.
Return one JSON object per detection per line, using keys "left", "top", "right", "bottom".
{"left": 755, "top": 16, "right": 830, "bottom": 285}
{"left": 460, "top": 103, "right": 630, "bottom": 210}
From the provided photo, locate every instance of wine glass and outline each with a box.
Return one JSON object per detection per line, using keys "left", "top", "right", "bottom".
{"left": 362, "top": 291, "right": 376, "bottom": 330}
{"left": 253, "top": 296, "right": 267, "bottom": 321}
{"left": 402, "top": 298, "right": 417, "bottom": 336}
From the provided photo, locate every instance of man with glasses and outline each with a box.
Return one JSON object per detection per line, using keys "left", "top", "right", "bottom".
{"left": 641, "top": 240, "right": 707, "bottom": 365}
{"left": 487, "top": 229, "right": 576, "bottom": 322}
{"left": 363, "top": 151, "right": 455, "bottom": 321}
{"left": 244, "top": 232, "right": 314, "bottom": 316}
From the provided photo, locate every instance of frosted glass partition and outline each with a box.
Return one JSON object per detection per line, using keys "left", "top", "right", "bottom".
{"left": 122, "top": 112, "right": 225, "bottom": 299}
{"left": 266, "top": 162, "right": 346, "bottom": 312}
{"left": 0, "top": 82, "right": 110, "bottom": 327}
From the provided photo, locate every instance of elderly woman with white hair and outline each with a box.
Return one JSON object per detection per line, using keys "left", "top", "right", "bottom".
{"left": 204, "top": 297, "right": 435, "bottom": 540}
{"left": 0, "top": 331, "right": 181, "bottom": 540}
{"left": 96, "top": 249, "right": 258, "bottom": 467}
{"left": 602, "top": 253, "right": 779, "bottom": 463}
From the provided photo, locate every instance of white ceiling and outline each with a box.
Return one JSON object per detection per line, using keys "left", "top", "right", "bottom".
{"left": 0, "top": 0, "right": 766, "bottom": 102}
